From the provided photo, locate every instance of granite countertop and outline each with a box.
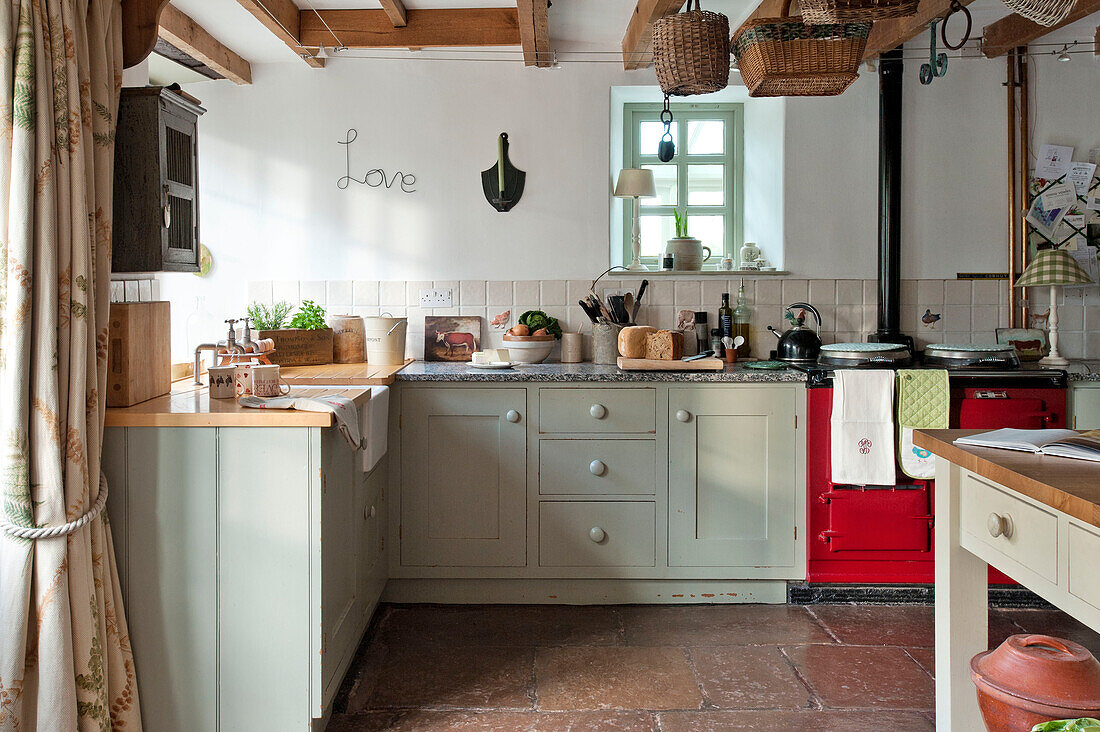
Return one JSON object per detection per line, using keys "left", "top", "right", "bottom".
{"left": 1065, "top": 361, "right": 1100, "bottom": 382}
{"left": 395, "top": 361, "right": 807, "bottom": 383}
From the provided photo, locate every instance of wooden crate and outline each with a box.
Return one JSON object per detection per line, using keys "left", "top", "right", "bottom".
{"left": 258, "top": 328, "right": 333, "bottom": 366}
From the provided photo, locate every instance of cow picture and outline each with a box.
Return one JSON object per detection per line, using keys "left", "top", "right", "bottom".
{"left": 425, "top": 315, "right": 482, "bottom": 362}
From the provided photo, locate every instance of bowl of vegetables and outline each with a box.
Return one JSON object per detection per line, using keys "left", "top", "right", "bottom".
{"left": 502, "top": 311, "right": 561, "bottom": 363}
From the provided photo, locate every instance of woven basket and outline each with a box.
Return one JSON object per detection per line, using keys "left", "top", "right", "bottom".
{"left": 732, "top": 1, "right": 870, "bottom": 98}
{"left": 999, "top": 0, "right": 1076, "bottom": 26}
{"left": 799, "top": 0, "right": 918, "bottom": 23}
{"left": 652, "top": 0, "right": 731, "bottom": 96}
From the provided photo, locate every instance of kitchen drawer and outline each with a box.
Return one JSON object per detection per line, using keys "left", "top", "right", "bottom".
{"left": 960, "top": 472, "right": 1058, "bottom": 582}
{"left": 539, "top": 439, "right": 655, "bottom": 496}
{"left": 538, "top": 501, "right": 655, "bottom": 567}
{"left": 1068, "top": 522, "right": 1100, "bottom": 611}
{"left": 539, "top": 388, "right": 655, "bottom": 434}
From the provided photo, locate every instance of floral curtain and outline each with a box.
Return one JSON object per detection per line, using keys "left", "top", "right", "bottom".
{"left": 0, "top": 0, "right": 141, "bottom": 728}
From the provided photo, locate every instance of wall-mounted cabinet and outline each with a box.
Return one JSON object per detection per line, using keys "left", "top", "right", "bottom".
{"left": 112, "top": 87, "right": 204, "bottom": 273}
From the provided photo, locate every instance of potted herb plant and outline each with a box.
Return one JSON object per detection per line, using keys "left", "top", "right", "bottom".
{"left": 251, "top": 299, "right": 334, "bottom": 366}
{"left": 665, "top": 210, "right": 712, "bottom": 271}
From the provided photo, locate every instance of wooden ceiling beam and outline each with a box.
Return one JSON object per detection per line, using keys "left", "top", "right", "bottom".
{"left": 622, "top": 0, "right": 685, "bottom": 70}
{"left": 981, "top": 0, "right": 1100, "bottom": 57}
{"left": 380, "top": 0, "right": 408, "bottom": 27}
{"left": 122, "top": 0, "right": 171, "bottom": 68}
{"left": 517, "top": 0, "right": 552, "bottom": 67}
{"left": 862, "top": 0, "right": 979, "bottom": 60}
{"left": 299, "top": 8, "right": 521, "bottom": 48}
{"left": 236, "top": 0, "right": 323, "bottom": 68}
{"left": 158, "top": 5, "right": 252, "bottom": 84}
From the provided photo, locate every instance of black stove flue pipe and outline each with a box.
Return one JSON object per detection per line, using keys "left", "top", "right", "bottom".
{"left": 870, "top": 48, "right": 914, "bottom": 351}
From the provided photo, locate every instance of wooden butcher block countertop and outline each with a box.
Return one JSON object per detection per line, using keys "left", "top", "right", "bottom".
{"left": 915, "top": 429, "right": 1100, "bottom": 529}
{"left": 280, "top": 359, "right": 413, "bottom": 386}
{"left": 104, "top": 379, "right": 371, "bottom": 428}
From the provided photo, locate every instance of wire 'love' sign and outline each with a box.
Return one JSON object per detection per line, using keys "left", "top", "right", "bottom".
{"left": 337, "top": 129, "right": 417, "bottom": 193}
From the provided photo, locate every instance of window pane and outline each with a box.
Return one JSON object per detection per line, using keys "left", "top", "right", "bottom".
{"left": 641, "top": 164, "right": 677, "bottom": 205}
{"left": 639, "top": 120, "right": 677, "bottom": 156}
{"left": 639, "top": 215, "right": 675, "bottom": 258}
{"left": 687, "top": 215, "right": 724, "bottom": 256}
{"left": 688, "top": 120, "right": 724, "bottom": 155}
{"left": 688, "top": 165, "right": 724, "bottom": 206}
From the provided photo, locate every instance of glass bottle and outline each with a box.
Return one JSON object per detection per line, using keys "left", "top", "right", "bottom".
{"left": 733, "top": 281, "right": 752, "bottom": 358}
{"left": 718, "top": 293, "right": 733, "bottom": 357}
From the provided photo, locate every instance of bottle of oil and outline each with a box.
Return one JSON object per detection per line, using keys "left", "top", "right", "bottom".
{"left": 733, "top": 280, "right": 752, "bottom": 358}
{"left": 718, "top": 293, "right": 733, "bottom": 357}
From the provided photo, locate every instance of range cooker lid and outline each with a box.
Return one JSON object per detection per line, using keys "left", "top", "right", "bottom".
{"left": 923, "top": 343, "right": 1020, "bottom": 369}
{"left": 818, "top": 342, "right": 912, "bottom": 366}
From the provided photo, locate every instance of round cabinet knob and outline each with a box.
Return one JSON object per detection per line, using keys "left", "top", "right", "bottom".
{"left": 589, "top": 459, "right": 607, "bottom": 476}
{"left": 506, "top": 410, "right": 521, "bottom": 423}
{"left": 590, "top": 404, "right": 607, "bottom": 419}
{"left": 364, "top": 505, "right": 376, "bottom": 520}
{"left": 987, "top": 512, "right": 1013, "bottom": 539}
{"left": 589, "top": 526, "right": 606, "bottom": 543}
{"left": 676, "top": 410, "right": 692, "bottom": 423}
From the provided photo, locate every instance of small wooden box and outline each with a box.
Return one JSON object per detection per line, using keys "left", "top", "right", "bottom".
{"left": 258, "top": 328, "right": 334, "bottom": 366}
{"left": 107, "top": 301, "right": 172, "bottom": 407}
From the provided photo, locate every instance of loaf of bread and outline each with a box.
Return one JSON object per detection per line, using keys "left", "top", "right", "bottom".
{"left": 644, "top": 330, "right": 684, "bottom": 360}
{"left": 617, "top": 325, "right": 657, "bottom": 358}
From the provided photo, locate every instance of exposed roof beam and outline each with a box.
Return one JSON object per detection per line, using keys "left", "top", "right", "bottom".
{"left": 158, "top": 4, "right": 252, "bottom": 84}
{"left": 122, "top": 0, "right": 171, "bottom": 68}
{"left": 862, "top": 0, "right": 979, "bottom": 59}
{"left": 380, "top": 0, "right": 408, "bottom": 27}
{"left": 236, "top": 0, "right": 323, "bottom": 68}
{"left": 622, "top": 0, "right": 685, "bottom": 70}
{"left": 981, "top": 0, "right": 1100, "bottom": 57}
{"left": 517, "top": 0, "right": 551, "bottom": 67}
{"left": 299, "top": 8, "right": 521, "bottom": 48}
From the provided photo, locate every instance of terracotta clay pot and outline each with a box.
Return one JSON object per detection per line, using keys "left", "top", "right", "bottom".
{"left": 970, "top": 634, "right": 1100, "bottom": 732}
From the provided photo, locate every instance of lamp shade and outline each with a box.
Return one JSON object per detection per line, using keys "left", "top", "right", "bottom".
{"left": 1014, "top": 248, "right": 1094, "bottom": 287}
{"left": 614, "top": 168, "right": 656, "bottom": 198}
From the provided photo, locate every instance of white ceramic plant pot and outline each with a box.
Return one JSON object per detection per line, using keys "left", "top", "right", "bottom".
{"left": 666, "top": 237, "right": 711, "bottom": 271}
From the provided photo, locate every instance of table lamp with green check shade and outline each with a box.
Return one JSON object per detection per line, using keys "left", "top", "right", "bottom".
{"left": 1014, "top": 248, "right": 1094, "bottom": 366}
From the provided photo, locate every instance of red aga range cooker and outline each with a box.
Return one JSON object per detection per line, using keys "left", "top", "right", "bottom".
{"left": 797, "top": 343, "right": 1068, "bottom": 585}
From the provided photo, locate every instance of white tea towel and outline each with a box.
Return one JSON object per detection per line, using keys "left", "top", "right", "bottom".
{"left": 363, "top": 386, "right": 389, "bottom": 473}
{"left": 239, "top": 394, "right": 362, "bottom": 449}
{"left": 830, "top": 369, "right": 896, "bottom": 485}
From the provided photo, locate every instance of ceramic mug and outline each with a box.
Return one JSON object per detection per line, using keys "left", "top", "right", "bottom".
{"left": 252, "top": 364, "right": 290, "bottom": 397}
{"left": 234, "top": 363, "right": 254, "bottom": 397}
{"left": 208, "top": 365, "right": 237, "bottom": 399}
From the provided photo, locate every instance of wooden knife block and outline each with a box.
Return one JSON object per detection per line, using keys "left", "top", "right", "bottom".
{"left": 107, "top": 301, "right": 171, "bottom": 407}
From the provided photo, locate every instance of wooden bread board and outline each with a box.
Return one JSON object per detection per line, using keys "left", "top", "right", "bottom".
{"left": 107, "top": 301, "right": 172, "bottom": 406}
{"left": 617, "top": 356, "right": 724, "bottom": 371}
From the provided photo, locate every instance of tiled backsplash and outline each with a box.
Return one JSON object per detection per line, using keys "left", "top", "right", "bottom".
{"left": 246, "top": 278, "right": 1100, "bottom": 361}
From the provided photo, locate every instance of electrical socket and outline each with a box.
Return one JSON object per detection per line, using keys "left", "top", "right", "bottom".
{"left": 419, "top": 288, "right": 453, "bottom": 308}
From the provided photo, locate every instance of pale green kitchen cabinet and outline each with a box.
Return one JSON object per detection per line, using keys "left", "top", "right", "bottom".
{"left": 400, "top": 387, "right": 528, "bottom": 567}
{"left": 668, "top": 386, "right": 801, "bottom": 571}
{"left": 1071, "top": 383, "right": 1100, "bottom": 430}
{"left": 104, "top": 423, "right": 386, "bottom": 731}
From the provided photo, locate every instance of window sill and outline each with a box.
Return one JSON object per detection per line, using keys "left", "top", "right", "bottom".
{"left": 618, "top": 269, "right": 791, "bottom": 277}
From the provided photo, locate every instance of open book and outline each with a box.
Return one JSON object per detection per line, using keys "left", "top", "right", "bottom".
{"left": 954, "top": 429, "right": 1100, "bottom": 463}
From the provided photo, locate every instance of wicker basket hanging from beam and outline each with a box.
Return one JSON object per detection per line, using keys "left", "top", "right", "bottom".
{"left": 998, "top": 0, "right": 1076, "bottom": 26}
{"left": 732, "top": 0, "right": 870, "bottom": 98}
{"left": 652, "top": 0, "right": 731, "bottom": 96}
{"left": 799, "top": 0, "right": 918, "bottom": 23}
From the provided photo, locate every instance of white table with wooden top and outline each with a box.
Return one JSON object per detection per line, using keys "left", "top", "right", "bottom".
{"left": 914, "top": 429, "right": 1100, "bottom": 731}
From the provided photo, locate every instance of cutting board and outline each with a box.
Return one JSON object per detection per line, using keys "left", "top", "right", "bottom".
{"left": 617, "top": 356, "right": 724, "bottom": 371}
{"left": 107, "top": 301, "right": 172, "bottom": 407}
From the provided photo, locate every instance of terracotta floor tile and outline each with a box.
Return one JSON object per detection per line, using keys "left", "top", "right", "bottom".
{"left": 361, "top": 645, "right": 534, "bottom": 710}
{"left": 905, "top": 647, "right": 934, "bottom": 678}
{"left": 375, "top": 604, "right": 622, "bottom": 648}
{"left": 989, "top": 609, "right": 1027, "bottom": 648}
{"left": 809, "top": 605, "right": 934, "bottom": 647}
{"left": 658, "top": 710, "right": 935, "bottom": 731}
{"left": 536, "top": 646, "right": 702, "bottom": 711}
{"left": 784, "top": 645, "right": 934, "bottom": 710}
{"left": 1002, "top": 609, "right": 1100, "bottom": 656}
{"left": 328, "top": 710, "right": 657, "bottom": 731}
{"left": 621, "top": 604, "right": 833, "bottom": 646}
{"left": 689, "top": 646, "right": 811, "bottom": 709}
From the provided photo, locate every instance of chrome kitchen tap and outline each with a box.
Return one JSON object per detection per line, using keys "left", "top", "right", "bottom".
{"left": 193, "top": 319, "right": 246, "bottom": 384}
{"left": 238, "top": 316, "right": 262, "bottom": 355}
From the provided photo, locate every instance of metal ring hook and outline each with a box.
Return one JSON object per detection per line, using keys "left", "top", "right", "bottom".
{"left": 940, "top": 0, "right": 972, "bottom": 51}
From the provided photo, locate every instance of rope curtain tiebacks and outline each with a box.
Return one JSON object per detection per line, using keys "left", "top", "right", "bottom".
{"left": 1, "top": 474, "right": 109, "bottom": 539}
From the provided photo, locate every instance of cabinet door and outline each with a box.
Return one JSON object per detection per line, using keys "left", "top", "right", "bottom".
{"left": 669, "top": 387, "right": 798, "bottom": 568}
{"left": 1072, "top": 386, "right": 1100, "bottom": 430}
{"left": 401, "top": 388, "right": 527, "bottom": 567}
{"left": 160, "top": 102, "right": 200, "bottom": 269}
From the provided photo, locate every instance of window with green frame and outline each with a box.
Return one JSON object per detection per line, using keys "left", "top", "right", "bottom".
{"left": 622, "top": 102, "right": 744, "bottom": 267}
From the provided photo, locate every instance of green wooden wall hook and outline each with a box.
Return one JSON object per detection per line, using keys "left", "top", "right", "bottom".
{"left": 920, "top": 20, "right": 948, "bottom": 85}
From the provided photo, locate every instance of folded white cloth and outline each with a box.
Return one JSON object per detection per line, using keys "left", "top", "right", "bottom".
{"left": 830, "top": 369, "right": 896, "bottom": 485}
{"left": 238, "top": 394, "right": 362, "bottom": 449}
{"left": 363, "top": 386, "right": 389, "bottom": 473}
